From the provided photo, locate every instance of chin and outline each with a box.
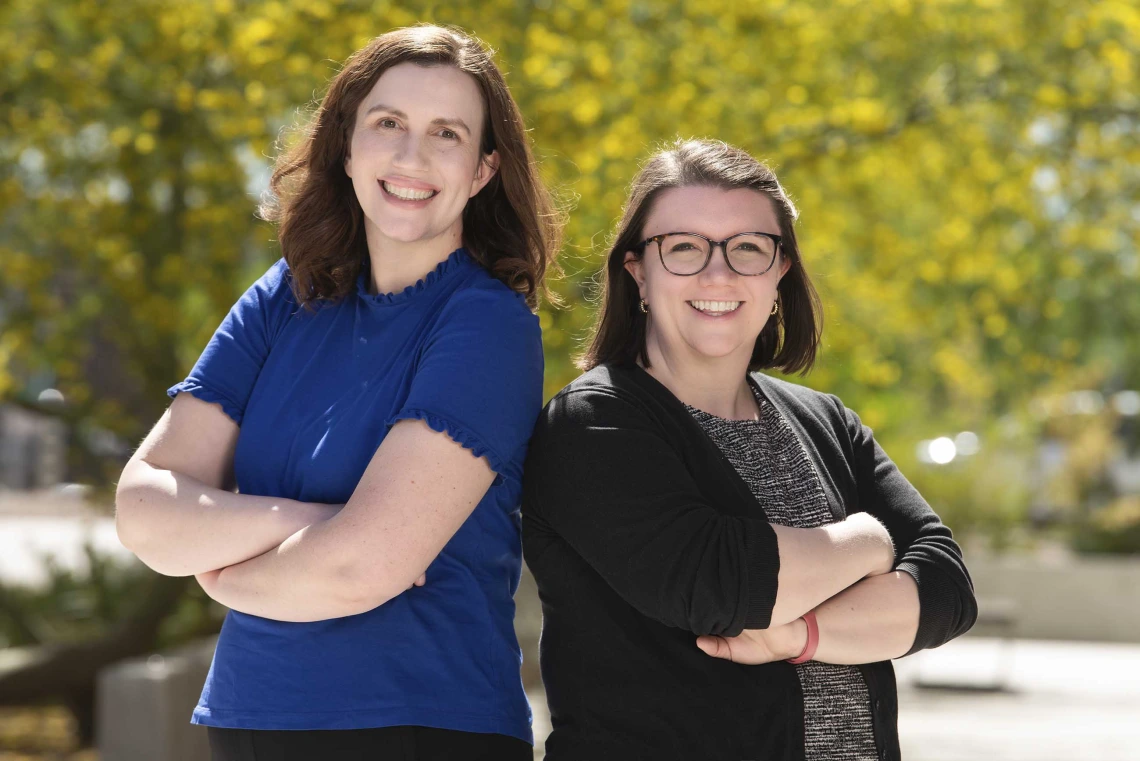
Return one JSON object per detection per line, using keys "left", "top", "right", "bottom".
{"left": 688, "top": 341, "right": 749, "bottom": 362}
{"left": 371, "top": 218, "right": 436, "bottom": 244}
{"left": 383, "top": 228, "right": 434, "bottom": 244}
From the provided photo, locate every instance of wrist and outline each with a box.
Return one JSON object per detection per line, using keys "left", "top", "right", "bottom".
{"left": 786, "top": 611, "right": 820, "bottom": 664}
{"left": 287, "top": 500, "right": 338, "bottom": 530}
{"left": 783, "top": 617, "right": 810, "bottom": 660}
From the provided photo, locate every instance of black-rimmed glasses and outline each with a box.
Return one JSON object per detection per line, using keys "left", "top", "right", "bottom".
{"left": 634, "top": 231, "right": 782, "bottom": 276}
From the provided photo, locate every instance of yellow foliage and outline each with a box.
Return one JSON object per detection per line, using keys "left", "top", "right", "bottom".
{"left": 0, "top": 0, "right": 1137, "bottom": 446}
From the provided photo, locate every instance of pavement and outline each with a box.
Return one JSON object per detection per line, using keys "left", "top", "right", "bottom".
{"left": 0, "top": 514, "right": 129, "bottom": 588}
{"left": 527, "top": 636, "right": 1140, "bottom": 760}
{"left": 894, "top": 637, "right": 1140, "bottom": 761}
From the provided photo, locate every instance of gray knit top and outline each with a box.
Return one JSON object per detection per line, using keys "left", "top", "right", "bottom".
{"left": 685, "top": 380, "right": 879, "bottom": 761}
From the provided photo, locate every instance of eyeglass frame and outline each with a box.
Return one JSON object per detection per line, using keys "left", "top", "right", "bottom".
{"left": 633, "top": 231, "right": 783, "bottom": 276}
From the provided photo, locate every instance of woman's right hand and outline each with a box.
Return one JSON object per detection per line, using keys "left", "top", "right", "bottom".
{"left": 695, "top": 616, "right": 808, "bottom": 665}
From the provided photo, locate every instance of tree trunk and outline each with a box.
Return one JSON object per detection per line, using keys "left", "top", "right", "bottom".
{"left": 0, "top": 573, "right": 191, "bottom": 745}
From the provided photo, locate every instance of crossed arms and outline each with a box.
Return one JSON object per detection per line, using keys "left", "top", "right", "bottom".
{"left": 115, "top": 392, "right": 496, "bottom": 622}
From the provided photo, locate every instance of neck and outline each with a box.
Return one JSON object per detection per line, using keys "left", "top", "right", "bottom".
{"left": 641, "top": 329, "right": 758, "bottom": 420}
{"left": 363, "top": 221, "right": 463, "bottom": 296}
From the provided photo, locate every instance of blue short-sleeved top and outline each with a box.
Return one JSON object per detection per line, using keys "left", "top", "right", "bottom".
{"left": 167, "top": 248, "right": 542, "bottom": 743}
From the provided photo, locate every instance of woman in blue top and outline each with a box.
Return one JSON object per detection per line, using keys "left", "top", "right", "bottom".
{"left": 115, "top": 25, "right": 560, "bottom": 761}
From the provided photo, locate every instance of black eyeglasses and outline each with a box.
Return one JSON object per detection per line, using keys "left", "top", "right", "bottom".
{"left": 634, "top": 231, "right": 782, "bottom": 276}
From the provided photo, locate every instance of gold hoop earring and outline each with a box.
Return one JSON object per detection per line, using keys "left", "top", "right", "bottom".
{"left": 771, "top": 300, "right": 780, "bottom": 316}
{"left": 639, "top": 299, "right": 649, "bottom": 314}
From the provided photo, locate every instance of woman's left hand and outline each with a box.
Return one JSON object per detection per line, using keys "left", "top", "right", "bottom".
{"left": 696, "top": 618, "right": 808, "bottom": 665}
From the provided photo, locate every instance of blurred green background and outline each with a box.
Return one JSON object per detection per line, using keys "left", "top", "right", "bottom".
{"left": 1, "top": 0, "right": 1139, "bottom": 756}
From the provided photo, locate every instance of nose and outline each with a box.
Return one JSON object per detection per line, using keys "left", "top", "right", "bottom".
{"left": 391, "top": 132, "right": 429, "bottom": 173}
{"left": 698, "top": 242, "right": 736, "bottom": 284}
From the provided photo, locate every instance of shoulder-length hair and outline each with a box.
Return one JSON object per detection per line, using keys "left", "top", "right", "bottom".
{"left": 262, "top": 25, "right": 561, "bottom": 310}
{"left": 580, "top": 138, "right": 822, "bottom": 375}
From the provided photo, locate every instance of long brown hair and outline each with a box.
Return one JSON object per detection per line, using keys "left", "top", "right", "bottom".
{"left": 261, "top": 25, "right": 561, "bottom": 310}
{"left": 580, "top": 138, "right": 822, "bottom": 374}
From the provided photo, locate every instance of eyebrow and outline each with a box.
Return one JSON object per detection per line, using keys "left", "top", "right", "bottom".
{"left": 363, "top": 104, "right": 472, "bottom": 136}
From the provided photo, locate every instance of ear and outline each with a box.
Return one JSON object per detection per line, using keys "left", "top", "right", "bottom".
{"left": 623, "top": 251, "right": 646, "bottom": 295}
{"left": 776, "top": 250, "right": 792, "bottom": 282}
{"left": 344, "top": 150, "right": 353, "bottom": 179}
{"left": 470, "top": 150, "right": 500, "bottom": 198}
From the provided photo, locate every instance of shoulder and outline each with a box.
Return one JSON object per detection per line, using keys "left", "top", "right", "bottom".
{"left": 226, "top": 258, "right": 299, "bottom": 337}
{"left": 247, "top": 258, "right": 294, "bottom": 299}
{"left": 263, "top": 257, "right": 291, "bottom": 285}
{"left": 440, "top": 267, "right": 539, "bottom": 336}
{"left": 418, "top": 267, "right": 542, "bottom": 387}
{"left": 259, "top": 258, "right": 302, "bottom": 323}
{"left": 538, "top": 363, "right": 654, "bottom": 432}
{"left": 560, "top": 363, "right": 646, "bottom": 400}
{"left": 238, "top": 257, "right": 298, "bottom": 315}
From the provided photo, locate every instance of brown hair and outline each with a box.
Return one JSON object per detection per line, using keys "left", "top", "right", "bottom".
{"left": 580, "top": 138, "right": 822, "bottom": 374}
{"left": 261, "top": 25, "right": 561, "bottom": 310}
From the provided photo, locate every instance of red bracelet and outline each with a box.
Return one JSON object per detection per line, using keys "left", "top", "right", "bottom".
{"left": 786, "top": 611, "right": 819, "bottom": 664}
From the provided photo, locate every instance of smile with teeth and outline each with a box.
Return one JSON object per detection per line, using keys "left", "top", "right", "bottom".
{"left": 382, "top": 181, "right": 438, "bottom": 201}
{"left": 689, "top": 300, "right": 742, "bottom": 315}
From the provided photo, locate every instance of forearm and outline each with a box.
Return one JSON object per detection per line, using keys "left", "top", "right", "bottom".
{"left": 696, "top": 570, "right": 921, "bottom": 666}
{"left": 200, "top": 521, "right": 379, "bottom": 622}
{"left": 768, "top": 512, "right": 894, "bottom": 627}
{"left": 198, "top": 418, "right": 497, "bottom": 622}
{"left": 115, "top": 459, "right": 330, "bottom": 577}
{"left": 808, "top": 570, "right": 920, "bottom": 664}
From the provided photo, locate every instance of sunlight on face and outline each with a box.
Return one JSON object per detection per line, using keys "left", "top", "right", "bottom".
{"left": 345, "top": 63, "right": 497, "bottom": 251}
{"left": 625, "top": 185, "right": 791, "bottom": 366}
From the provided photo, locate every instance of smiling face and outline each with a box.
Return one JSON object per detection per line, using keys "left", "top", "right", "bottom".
{"left": 344, "top": 62, "right": 498, "bottom": 254}
{"left": 624, "top": 185, "right": 791, "bottom": 366}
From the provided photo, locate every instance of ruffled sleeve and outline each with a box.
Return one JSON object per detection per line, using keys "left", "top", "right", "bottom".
{"left": 386, "top": 281, "right": 543, "bottom": 482}
{"left": 167, "top": 259, "right": 296, "bottom": 425}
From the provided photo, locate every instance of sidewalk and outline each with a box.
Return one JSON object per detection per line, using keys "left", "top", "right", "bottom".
{"left": 0, "top": 514, "right": 127, "bottom": 588}
{"left": 527, "top": 636, "right": 1140, "bottom": 760}
{"left": 895, "top": 637, "right": 1140, "bottom": 761}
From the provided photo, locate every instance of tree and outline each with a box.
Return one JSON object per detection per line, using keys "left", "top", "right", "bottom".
{"left": 2, "top": 0, "right": 1138, "bottom": 742}
{"left": 4, "top": 0, "right": 1137, "bottom": 447}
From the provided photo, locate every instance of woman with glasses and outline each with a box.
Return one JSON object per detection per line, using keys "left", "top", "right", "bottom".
{"left": 522, "top": 138, "right": 976, "bottom": 760}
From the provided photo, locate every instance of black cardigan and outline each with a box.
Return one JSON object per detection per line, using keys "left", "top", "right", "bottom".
{"left": 522, "top": 362, "right": 977, "bottom": 761}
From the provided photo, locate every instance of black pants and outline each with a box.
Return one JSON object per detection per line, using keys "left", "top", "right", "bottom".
{"left": 207, "top": 725, "right": 532, "bottom": 761}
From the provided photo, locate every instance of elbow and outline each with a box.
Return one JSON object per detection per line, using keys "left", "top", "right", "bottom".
{"left": 114, "top": 480, "right": 188, "bottom": 577}
{"left": 941, "top": 562, "right": 979, "bottom": 642}
{"left": 925, "top": 586, "right": 978, "bottom": 653}
{"left": 677, "top": 585, "right": 767, "bottom": 637}
{"left": 676, "top": 540, "right": 778, "bottom": 635}
{"left": 905, "top": 565, "right": 979, "bottom": 654}
{"left": 115, "top": 458, "right": 164, "bottom": 553}
{"left": 954, "top": 585, "right": 980, "bottom": 639}
{"left": 114, "top": 478, "right": 148, "bottom": 555}
{"left": 331, "top": 557, "right": 422, "bottom": 614}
